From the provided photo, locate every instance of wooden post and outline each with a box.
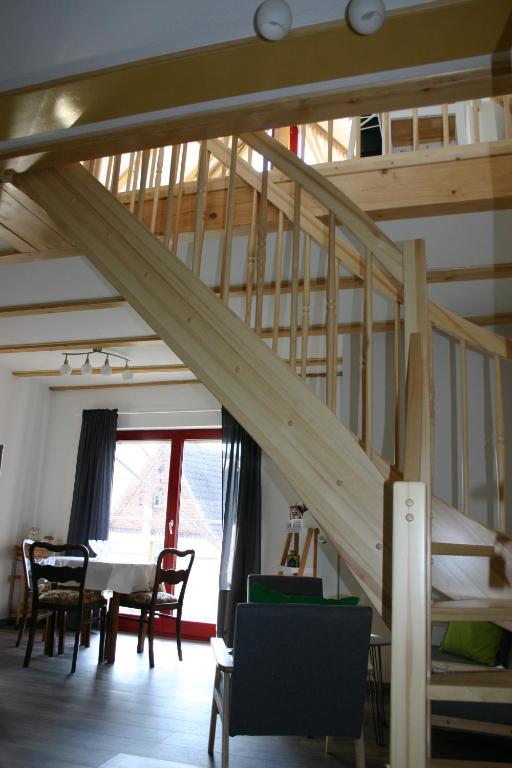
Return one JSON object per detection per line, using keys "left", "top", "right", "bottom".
{"left": 171, "top": 143, "right": 188, "bottom": 258}
{"left": 327, "top": 120, "right": 334, "bottom": 162}
{"left": 192, "top": 141, "right": 209, "bottom": 276}
{"left": 136, "top": 149, "right": 151, "bottom": 222}
{"left": 363, "top": 249, "right": 374, "bottom": 456}
{"left": 272, "top": 211, "right": 284, "bottom": 354}
{"left": 326, "top": 211, "right": 338, "bottom": 412}
{"left": 255, "top": 159, "right": 269, "bottom": 333}
{"left": 129, "top": 151, "right": 141, "bottom": 214}
{"left": 300, "top": 234, "right": 311, "bottom": 378}
{"left": 289, "top": 182, "right": 301, "bottom": 370}
{"left": 412, "top": 108, "right": 419, "bottom": 151}
{"left": 382, "top": 113, "right": 390, "bottom": 155}
{"left": 163, "top": 145, "right": 179, "bottom": 249}
{"left": 245, "top": 189, "right": 258, "bottom": 326}
{"left": 441, "top": 104, "right": 450, "bottom": 147}
{"left": 353, "top": 116, "right": 361, "bottom": 159}
{"left": 150, "top": 148, "right": 165, "bottom": 233}
{"left": 220, "top": 137, "right": 238, "bottom": 305}
{"left": 390, "top": 481, "right": 428, "bottom": 768}
{"left": 394, "top": 301, "right": 401, "bottom": 470}
{"left": 459, "top": 340, "right": 470, "bottom": 516}
{"left": 494, "top": 355, "right": 506, "bottom": 533}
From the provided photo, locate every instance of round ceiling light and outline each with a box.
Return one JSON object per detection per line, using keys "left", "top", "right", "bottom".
{"left": 254, "top": 0, "right": 292, "bottom": 42}
{"left": 347, "top": 0, "right": 386, "bottom": 36}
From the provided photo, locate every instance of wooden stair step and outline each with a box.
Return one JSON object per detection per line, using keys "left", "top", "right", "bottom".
{"left": 428, "top": 670, "right": 512, "bottom": 703}
{"left": 431, "top": 598, "right": 512, "bottom": 622}
{"left": 431, "top": 542, "right": 495, "bottom": 557}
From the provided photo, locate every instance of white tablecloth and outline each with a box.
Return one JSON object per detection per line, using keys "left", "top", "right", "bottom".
{"left": 43, "top": 556, "right": 156, "bottom": 594}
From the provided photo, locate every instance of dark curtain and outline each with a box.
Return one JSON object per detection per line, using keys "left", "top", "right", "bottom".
{"left": 217, "top": 407, "right": 261, "bottom": 645}
{"left": 67, "top": 409, "right": 118, "bottom": 548}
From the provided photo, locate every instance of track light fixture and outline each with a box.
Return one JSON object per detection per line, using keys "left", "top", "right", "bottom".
{"left": 60, "top": 348, "right": 133, "bottom": 379}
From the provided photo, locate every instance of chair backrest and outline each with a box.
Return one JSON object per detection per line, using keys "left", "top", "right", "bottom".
{"left": 29, "top": 542, "right": 89, "bottom": 602}
{"left": 229, "top": 603, "right": 372, "bottom": 739}
{"left": 153, "top": 547, "right": 195, "bottom": 607}
{"left": 21, "top": 539, "right": 53, "bottom": 592}
{"left": 247, "top": 574, "right": 323, "bottom": 601}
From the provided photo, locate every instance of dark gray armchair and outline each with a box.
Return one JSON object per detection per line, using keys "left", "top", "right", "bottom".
{"left": 208, "top": 602, "right": 372, "bottom": 768}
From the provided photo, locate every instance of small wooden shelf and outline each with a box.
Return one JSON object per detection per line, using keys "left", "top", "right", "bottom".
{"left": 428, "top": 670, "right": 512, "bottom": 704}
{"left": 431, "top": 542, "right": 495, "bottom": 557}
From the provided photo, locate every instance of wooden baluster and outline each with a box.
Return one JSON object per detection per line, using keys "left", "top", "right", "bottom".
{"left": 442, "top": 104, "right": 450, "bottom": 147}
{"left": 471, "top": 99, "right": 480, "bottom": 143}
{"left": 289, "top": 182, "right": 301, "bottom": 370}
{"left": 412, "top": 108, "right": 419, "bottom": 151}
{"left": 245, "top": 189, "right": 258, "bottom": 326}
{"left": 503, "top": 95, "right": 512, "bottom": 140}
{"left": 110, "top": 155, "right": 121, "bottom": 195}
{"left": 192, "top": 141, "right": 209, "bottom": 276}
{"left": 327, "top": 120, "right": 334, "bottom": 162}
{"left": 394, "top": 300, "right": 402, "bottom": 470}
{"left": 171, "top": 143, "right": 188, "bottom": 258}
{"left": 125, "top": 152, "right": 135, "bottom": 194}
{"left": 129, "top": 151, "right": 141, "bottom": 214}
{"left": 326, "top": 211, "right": 338, "bottom": 412}
{"left": 255, "top": 159, "right": 269, "bottom": 332}
{"left": 494, "top": 355, "right": 506, "bottom": 533}
{"left": 353, "top": 116, "right": 361, "bottom": 159}
{"left": 89, "top": 158, "right": 98, "bottom": 178}
{"left": 300, "top": 234, "right": 311, "bottom": 379}
{"left": 104, "top": 156, "right": 114, "bottom": 190}
{"left": 272, "top": 211, "right": 284, "bottom": 354}
{"left": 459, "top": 340, "right": 470, "bottom": 516}
{"left": 382, "top": 113, "right": 390, "bottom": 155}
{"left": 150, "top": 148, "right": 165, "bottom": 233}
{"left": 362, "top": 250, "right": 374, "bottom": 457}
{"left": 163, "top": 146, "right": 179, "bottom": 249}
{"left": 136, "top": 149, "right": 150, "bottom": 223}
{"left": 220, "top": 137, "right": 238, "bottom": 305}
{"left": 300, "top": 124, "right": 307, "bottom": 160}
{"left": 148, "top": 149, "right": 157, "bottom": 188}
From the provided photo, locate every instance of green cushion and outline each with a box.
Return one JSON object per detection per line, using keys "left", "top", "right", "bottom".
{"left": 440, "top": 621, "right": 503, "bottom": 667}
{"left": 249, "top": 582, "right": 359, "bottom": 606}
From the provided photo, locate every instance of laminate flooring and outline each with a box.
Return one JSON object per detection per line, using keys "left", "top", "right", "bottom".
{"left": 0, "top": 626, "right": 389, "bottom": 768}
{"left": 1, "top": 627, "right": 511, "bottom": 767}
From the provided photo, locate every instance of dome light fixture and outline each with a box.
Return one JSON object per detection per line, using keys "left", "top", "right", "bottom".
{"left": 346, "top": 0, "right": 386, "bottom": 36}
{"left": 254, "top": 0, "right": 292, "bottom": 42}
{"left": 59, "top": 348, "right": 133, "bottom": 380}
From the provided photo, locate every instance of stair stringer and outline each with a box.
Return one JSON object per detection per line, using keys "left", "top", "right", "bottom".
{"left": 14, "top": 163, "right": 388, "bottom": 615}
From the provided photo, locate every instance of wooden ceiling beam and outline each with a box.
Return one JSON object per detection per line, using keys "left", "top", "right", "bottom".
{"left": 0, "top": 335, "right": 161, "bottom": 354}
{"left": 0, "top": 246, "right": 81, "bottom": 265}
{"left": 0, "top": 296, "right": 126, "bottom": 317}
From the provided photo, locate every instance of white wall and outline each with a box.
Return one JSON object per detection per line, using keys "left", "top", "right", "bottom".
{"left": 0, "top": 368, "right": 50, "bottom": 617}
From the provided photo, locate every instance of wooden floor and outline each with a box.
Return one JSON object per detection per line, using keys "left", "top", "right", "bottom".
{"left": 0, "top": 626, "right": 389, "bottom": 768}
{"left": 1, "top": 626, "right": 511, "bottom": 767}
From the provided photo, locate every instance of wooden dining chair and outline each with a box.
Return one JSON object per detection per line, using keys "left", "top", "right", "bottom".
{"left": 23, "top": 542, "right": 107, "bottom": 673}
{"left": 15, "top": 539, "right": 53, "bottom": 647}
{"left": 118, "top": 547, "right": 195, "bottom": 667}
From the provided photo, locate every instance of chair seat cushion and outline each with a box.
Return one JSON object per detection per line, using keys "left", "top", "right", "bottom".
{"left": 39, "top": 589, "right": 106, "bottom": 607}
{"left": 121, "top": 591, "right": 178, "bottom": 607}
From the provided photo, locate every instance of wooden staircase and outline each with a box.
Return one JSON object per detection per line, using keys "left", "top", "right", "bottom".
{"left": 7, "top": 131, "right": 512, "bottom": 764}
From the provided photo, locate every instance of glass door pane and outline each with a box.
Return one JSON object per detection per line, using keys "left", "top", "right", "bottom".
{"left": 109, "top": 440, "right": 171, "bottom": 562}
{"left": 176, "top": 439, "right": 222, "bottom": 624}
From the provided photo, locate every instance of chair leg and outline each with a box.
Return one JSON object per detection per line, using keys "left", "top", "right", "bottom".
{"left": 354, "top": 733, "right": 365, "bottom": 768}
{"left": 208, "top": 668, "right": 220, "bottom": 754}
{"left": 16, "top": 593, "right": 29, "bottom": 647}
{"left": 70, "top": 610, "right": 81, "bottom": 674}
{"left": 137, "top": 612, "right": 147, "bottom": 653}
{"left": 23, "top": 607, "right": 38, "bottom": 668}
{"left": 148, "top": 612, "right": 155, "bottom": 669}
{"left": 221, "top": 671, "right": 231, "bottom": 768}
{"left": 45, "top": 611, "right": 56, "bottom": 657}
{"left": 98, "top": 606, "right": 106, "bottom": 663}
{"left": 175, "top": 607, "right": 183, "bottom": 661}
{"left": 57, "top": 611, "right": 66, "bottom": 654}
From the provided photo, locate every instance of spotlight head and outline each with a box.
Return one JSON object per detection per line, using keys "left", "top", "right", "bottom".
{"left": 122, "top": 363, "right": 133, "bottom": 381}
{"left": 80, "top": 354, "right": 92, "bottom": 375}
{"left": 60, "top": 355, "right": 71, "bottom": 375}
{"left": 254, "top": 0, "right": 292, "bottom": 42}
{"left": 101, "top": 355, "right": 112, "bottom": 376}
{"left": 346, "top": 0, "right": 385, "bottom": 36}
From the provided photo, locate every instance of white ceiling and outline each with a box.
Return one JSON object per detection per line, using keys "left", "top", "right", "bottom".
{"left": 0, "top": 0, "right": 431, "bottom": 90}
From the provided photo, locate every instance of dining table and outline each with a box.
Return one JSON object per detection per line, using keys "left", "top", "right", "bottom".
{"left": 41, "top": 555, "right": 157, "bottom": 663}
